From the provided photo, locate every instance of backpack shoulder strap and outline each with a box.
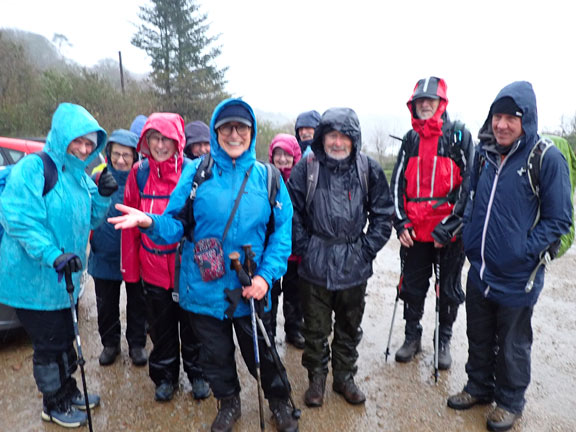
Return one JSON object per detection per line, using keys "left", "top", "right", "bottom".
{"left": 261, "top": 161, "right": 281, "bottom": 247}
{"left": 189, "top": 154, "right": 214, "bottom": 200}
{"left": 136, "top": 158, "right": 150, "bottom": 194}
{"left": 35, "top": 151, "right": 58, "bottom": 196}
{"left": 355, "top": 152, "right": 370, "bottom": 198}
{"left": 305, "top": 152, "right": 319, "bottom": 210}
{"left": 527, "top": 137, "right": 554, "bottom": 197}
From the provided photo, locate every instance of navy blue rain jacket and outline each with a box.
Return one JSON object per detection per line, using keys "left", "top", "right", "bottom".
{"left": 462, "top": 81, "right": 572, "bottom": 307}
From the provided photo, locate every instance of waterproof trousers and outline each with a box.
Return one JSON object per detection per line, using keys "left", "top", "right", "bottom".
{"left": 143, "top": 281, "right": 204, "bottom": 386}
{"left": 300, "top": 281, "right": 367, "bottom": 382}
{"left": 94, "top": 278, "right": 146, "bottom": 350}
{"left": 463, "top": 269, "right": 533, "bottom": 414}
{"left": 187, "top": 311, "right": 290, "bottom": 400}
{"left": 15, "top": 308, "right": 78, "bottom": 410}
{"left": 270, "top": 260, "right": 303, "bottom": 337}
{"left": 399, "top": 240, "right": 465, "bottom": 341}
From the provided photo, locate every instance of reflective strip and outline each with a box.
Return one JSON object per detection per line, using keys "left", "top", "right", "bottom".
{"left": 393, "top": 151, "right": 406, "bottom": 219}
{"left": 416, "top": 158, "right": 420, "bottom": 197}
{"left": 430, "top": 156, "right": 437, "bottom": 197}
{"left": 423, "top": 77, "right": 430, "bottom": 93}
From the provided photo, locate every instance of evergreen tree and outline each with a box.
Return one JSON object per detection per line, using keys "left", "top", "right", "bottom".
{"left": 132, "top": 0, "right": 228, "bottom": 121}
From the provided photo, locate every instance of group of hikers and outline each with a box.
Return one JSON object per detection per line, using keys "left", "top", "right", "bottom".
{"left": 0, "top": 76, "right": 572, "bottom": 432}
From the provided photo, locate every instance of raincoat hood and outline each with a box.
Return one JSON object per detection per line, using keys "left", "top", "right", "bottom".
{"left": 106, "top": 129, "right": 139, "bottom": 163}
{"left": 130, "top": 114, "right": 148, "bottom": 138}
{"left": 310, "top": 107, "right": 362, "bottom": 163}
{"left": 268, "top": 133, "right": 302, "bottom": 181}
{"left": 44, "top": 103, "right": 107, "bottom": 169}
{"left": 407, "top": 76, "right": 448, "bottom": 138}
{"left": 295, "top": 110, "right": 321, "bottom": 145}
{"left": 137, "top": 113, "right": 186, "bottom": 157}
{"left": 478, "top": 81, "right": 537, "bottom": 152}
{"left": 209, "top": 98, "right": 257, "bottom": 170}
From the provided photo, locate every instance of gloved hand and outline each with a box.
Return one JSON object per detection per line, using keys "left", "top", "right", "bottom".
{"left": 98, "top": 167, "right": 118, "bottom": 197}
{"left": 53, "top": 253, "right": 83, "bottom": 280}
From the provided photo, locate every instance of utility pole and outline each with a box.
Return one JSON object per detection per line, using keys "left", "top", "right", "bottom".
{"left": 118, "top": 51, "right": 125, "bottom": 95}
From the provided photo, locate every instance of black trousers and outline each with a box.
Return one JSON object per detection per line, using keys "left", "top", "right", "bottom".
{"left": 270, "top": 260, "right": 303, "bottom": 337}
{"left": 143, "top": 281, "right": 204, "bottom": 386}
{"left": 399, "top": 239, "right": 465, "bottom": 340}
{"left": 94, "top": 278, "right": 146, "bottom": 349}
{"left": 300, "top": 281, "right": 367, "bottom": 383}
{"left": 463, "top": 270, "right": 533, "bottom": 414}
{"left": 15, "top": 308, "right": 78, "bottom": 408}
{"left": 188, "top": 311, "right": 290, "bottom": 400}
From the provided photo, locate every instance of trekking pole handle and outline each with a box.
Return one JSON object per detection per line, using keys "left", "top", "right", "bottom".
{"left": 229, "top": 252, "right": 252, "bottom": 287}
{"left": 64, "top": 268, "right": 74, "bottom": 294}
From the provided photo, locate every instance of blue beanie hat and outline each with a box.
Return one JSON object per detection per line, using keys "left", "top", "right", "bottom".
{"left": 130, "top": 115, "right": 148, "bottom": 138}
{"left": 185, "top": 121, "right": 210, "bottom": 146}
{"left": 214, "top": 105, "right": 252, "bottom": 129}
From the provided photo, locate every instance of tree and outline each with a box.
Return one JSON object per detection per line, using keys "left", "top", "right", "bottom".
{"left": 131, "top": 0, "right": 229, "bottom": 121}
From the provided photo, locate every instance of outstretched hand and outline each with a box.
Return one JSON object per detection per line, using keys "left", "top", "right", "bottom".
{"left": 108, "top": 203, "right": 153, "bottom": 230}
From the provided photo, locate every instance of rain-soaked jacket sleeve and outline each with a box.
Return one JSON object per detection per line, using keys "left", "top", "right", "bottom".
{"left": 0, "top": 157, "right": 62, "bottom": 267}
{"left": 431, "top": 129, "right": 475, "bottom": 245}
{"left": 121, "top": 167, "right": 142, "bottom": 283}
{"left": 362, "top": 157, "right": 394, "bottom": 261}
{"left": 255, "top": 179, "right": 293, "bottom": 288}
{"left": 287, "top": 159, "right": 310, "bottom": 257}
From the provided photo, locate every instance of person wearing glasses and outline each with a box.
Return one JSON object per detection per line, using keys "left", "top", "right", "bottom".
{"left": 109, "top": 99, "right": 298, "bottom": 432}
{"left": 87, "top": 129, "right": 148, "bottom": 368}
{"left": 121, "top": 113, "right": 209, "bottom": 403}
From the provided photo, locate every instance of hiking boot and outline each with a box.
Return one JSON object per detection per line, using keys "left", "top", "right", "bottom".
{"left": 395, "top": 337, "right": 422, "bottom": 363}
{"left": 447, "top": 390, "right": 493, "bottom": 410}
{"left": 438, "top": 341, "right": 452, "bottom": 370}
{"left": 487, "top": 405, "right": 520, "bottom": 432}
{"left": 304, "top": 374, "right": 326, "bottom": 407}
{"left": 285, "top": 331, "right": 305, "bottom": 349}
{"left": 42, "top": 405, "right": 87, "bottom": 428}
{"left": 192, "top": 377, "right": 211, "bottom": 400}
{"left": 333, "top": 377, "right": 366, "bottom": 405}
{"left": 154, "top": 382, "right": 175, "bottom": 402}
{"left": 211, "top": 394, "right": 241, "bottom": 432}
{"left": 129, "top": 346, "right": 148, "bottom": 366}
{"left": 70, "top": 388, "right": 101, "bottom": 410}
{"left": 98, "top": 345, "right": 120, "bottom": 366}
{"left": 269, "top": 398, "right": 299, "bottom": 432}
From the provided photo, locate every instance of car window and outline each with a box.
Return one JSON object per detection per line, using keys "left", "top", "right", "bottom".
{"left": 7, "top": 149, "right": 25, "bottom": 164}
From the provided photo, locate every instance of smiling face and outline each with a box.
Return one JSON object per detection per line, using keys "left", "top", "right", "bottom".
{"left": 492, "top": 113, "right": 523, "bottom": 147}
{"left": 147, "top": 130, "right": 177, "bottom": 162}
{"left": 298, "top": 127, "right": 315, "bottom": 142}
{"left": 110, "top": 143, "right": 135, "bottom": 171}
{"left": 272, "top": 147, "right": 294, "bottom": 170}
{"left": 323, "top": 130, "right": 352, "bottom": 160}
{"left": 67, "top": 137, "right": 95, "bottom": 161}
{"left": 217, "top": 122, "right": 252, "bottom": 159}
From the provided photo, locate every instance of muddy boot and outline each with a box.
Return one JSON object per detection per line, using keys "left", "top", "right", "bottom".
{"left": 304, "top": 374, "right": 326, "bottom": 407}
{"left": 333, "top": 377, "right": 366, "bottom": 405}
{"left": 395, "top": 321, "right": 422, "bottom": 363}
{"left": 269, "top": 398, "right": 299, "bottom": 432}
{"left": 211, "top": 394, "right": 241, "bottom": 432}
{"left": 437, "top": 340, "right": 452, "bottom": 370}
{"left": 486, "top": 405, "right": 520, "bottom": 431}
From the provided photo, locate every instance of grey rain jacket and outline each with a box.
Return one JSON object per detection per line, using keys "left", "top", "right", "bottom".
{"left": 288, "top": 108, "right": 394, "bottom": 290}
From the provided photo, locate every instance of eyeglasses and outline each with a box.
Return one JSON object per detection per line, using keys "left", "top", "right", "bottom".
{"left": 148, "top": 133, "right": 175, "bottom": 145}
{"left": 217, "top": 124, "right": 251, "bottom": 137}
{"left": 110, "top": 151, "right": 134, "bottom": 161}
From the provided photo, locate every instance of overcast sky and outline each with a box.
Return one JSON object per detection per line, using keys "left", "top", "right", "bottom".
{"left": 2, "top": 0, "right": 575, "bottom": 142}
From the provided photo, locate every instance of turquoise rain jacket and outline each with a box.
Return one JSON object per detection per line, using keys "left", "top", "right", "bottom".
{"left": 145, "top": 98, "right": 293, "bottom": 319}
{"left": 0, "top": 103, "right": 110, "bottom": 310}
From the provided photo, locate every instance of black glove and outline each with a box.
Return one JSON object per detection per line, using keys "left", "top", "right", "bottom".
{"left": 98, "top": 167, "right": 118, "bottom": 197}
{"left": 53, "top": 253, "right": 83, "bottom": 275}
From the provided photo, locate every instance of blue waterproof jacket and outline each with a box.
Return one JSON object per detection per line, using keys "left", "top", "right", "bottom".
{"left": 0, "top": 103, "right": 110, "bottom": 310}
{"left": 462, "top": 82, "right": 572, "bottom": 307}
{"left": 145, "top": 99, "right": 293, "bottom": 319}
{"left": 88, "top": 129, "right": 138, "bottom": 280}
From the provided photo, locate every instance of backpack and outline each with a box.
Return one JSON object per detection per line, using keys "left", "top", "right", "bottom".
{"left": 0, "top": 151, "right": 58, "bottom": 242}
{"left": 136, "top": 156, "right": 193, "bottom": 198}
{"left": 474, "top": 135, "right": 575, "bottom": 259}
{"left": 305, "top": 151, "right": 370, "bottom": 210}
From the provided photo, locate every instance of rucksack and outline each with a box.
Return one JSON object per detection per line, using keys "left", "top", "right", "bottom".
{"left": 474, "top": 135, "right": 575, "bottom": 259}
{"left": 0, "top": 151, "right": 58, "bottom": 242}
{"left": 136, "top": 156, "right": 193, "bottom": 198}
{"left": 305, "top": 151, "right": 370, "bottom": 210}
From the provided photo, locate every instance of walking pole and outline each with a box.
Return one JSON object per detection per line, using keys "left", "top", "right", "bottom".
{"left": 433, "top": 250, "right": 441, "bottom": 384}
{"left": 385, "top": 248, "right": 407, "bottom": 361}
{"left": 230, "top": 250, "right": 265, "bottom": 431}
{"left": 64, "top": 269, "right": 94, "bottom": 432}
